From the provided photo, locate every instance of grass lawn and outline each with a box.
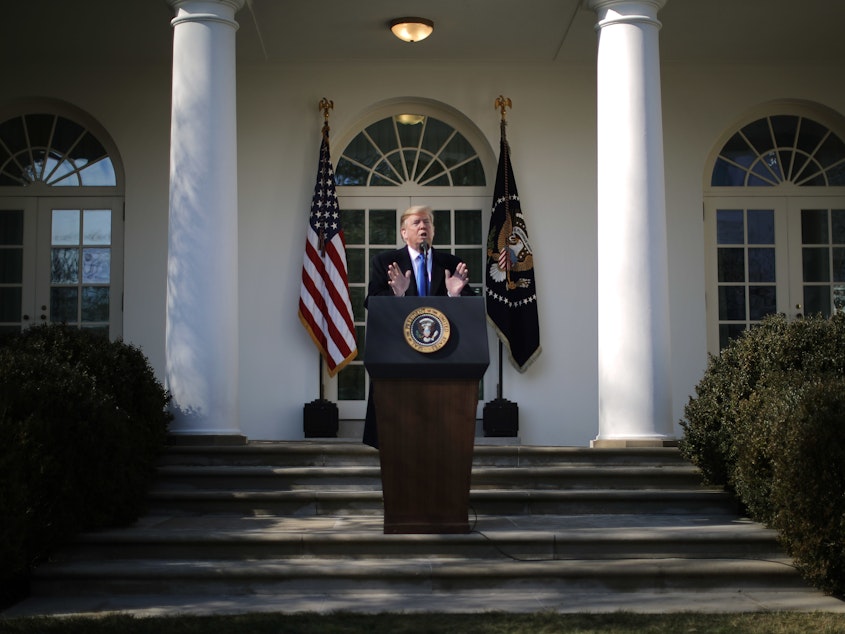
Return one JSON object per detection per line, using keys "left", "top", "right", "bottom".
{"left": 2, "top": 612, "right": 845, "bottom": 633}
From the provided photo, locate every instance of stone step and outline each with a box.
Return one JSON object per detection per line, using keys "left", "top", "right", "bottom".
{"left": 29, "top": 557, "right": 808, "bottom": 598}
{"left": 159, "top": 443, "right": 689, "bottom": 468}
{"left": 152, "top": 464, "right": 705, "bottom": 491}
{"left": 56, "top": 515, "right": 785, "bottom": 563}
{"left": 146, "top": 487, "right": 741, "bottom": 517}
{"left": 21, "top": 441, "right": 814, "bottom": 612}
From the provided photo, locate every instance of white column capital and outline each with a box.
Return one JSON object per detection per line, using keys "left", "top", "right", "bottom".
{"left": 168, "top": 0, "right": 245, "bottom": 28}
{"left": 587, "top": 0, "right": 667, "bottom": 28}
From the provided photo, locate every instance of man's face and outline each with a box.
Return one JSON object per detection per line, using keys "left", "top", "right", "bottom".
{"left": 401, "top": 212, "right": 434, "bottom": 249}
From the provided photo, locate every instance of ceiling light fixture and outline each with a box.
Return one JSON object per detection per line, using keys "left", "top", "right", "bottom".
{"left": 389, "top": 17, "right": 434, "bottom": 43}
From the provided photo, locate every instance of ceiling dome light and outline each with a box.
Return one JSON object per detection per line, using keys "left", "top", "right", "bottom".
{"left": 389, "top": 17, "right": 434, "bottom": 43}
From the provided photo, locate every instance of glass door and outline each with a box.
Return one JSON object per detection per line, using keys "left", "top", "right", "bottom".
{"left": 0, "top": 198, "right": 36, "bottom": 337}
{"left": 0, "top": 196, "right": 123, "bottom": 340}
{"left": 787, "top": 197, "right": 845, "bottom": 319}
{"left": 705, "top": 195, "right": 845, "bottom": 353}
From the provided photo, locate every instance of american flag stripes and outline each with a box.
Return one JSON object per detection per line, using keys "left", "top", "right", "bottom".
{"left": 298, "top": 127, "right": 357, "bottom": 377}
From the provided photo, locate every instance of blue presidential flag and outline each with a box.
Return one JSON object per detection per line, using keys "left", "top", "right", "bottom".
{"left": 485, "top": 120, "right": 541, "bottom": 372}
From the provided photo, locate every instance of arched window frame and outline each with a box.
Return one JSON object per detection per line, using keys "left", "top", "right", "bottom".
{"left": 0, "top": 98, "right": 124, "bottom": 197}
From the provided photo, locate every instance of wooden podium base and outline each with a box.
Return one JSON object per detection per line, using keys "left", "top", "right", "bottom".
{"left": 373, "top": 378, "right": 478, "bottom": 534}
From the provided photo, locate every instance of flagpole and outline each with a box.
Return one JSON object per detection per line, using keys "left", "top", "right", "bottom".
{"left": 483, "top": 96, "right": 519, "bottom": 437}
{"left": 495, "top": 95, "right": 511, "bottom": 403}
{"left": 302, "top": 96, "right": 354, "bottom": 438}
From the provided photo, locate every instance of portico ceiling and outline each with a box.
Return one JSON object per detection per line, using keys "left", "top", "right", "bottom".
{"left": 3, "top": 0, "right": 844, "bottom": 66}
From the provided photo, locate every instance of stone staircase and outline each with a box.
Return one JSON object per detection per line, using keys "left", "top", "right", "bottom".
{"left": 20, "top": 441, "right": 829, "bottom": 614}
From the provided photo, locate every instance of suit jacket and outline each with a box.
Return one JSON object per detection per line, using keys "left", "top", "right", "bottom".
{"left": 366, "top": 246, "right": 474, "bottom": 305}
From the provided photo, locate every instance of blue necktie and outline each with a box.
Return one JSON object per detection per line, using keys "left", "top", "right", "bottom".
{"left": 416, "top": 254, "right": 428, "bottom": 296}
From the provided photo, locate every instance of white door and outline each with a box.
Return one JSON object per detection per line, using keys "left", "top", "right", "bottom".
{"left": 786, "top": 197, "right": 845, "bottom": 320}
{"left": 331, "top": 194, "right": 490, "bottom": 419}
{"left": 0, "top": 196, "right": 123, "bottom": 339}
{"left": 705, "top": 195, "right": 845, "bottom": 353}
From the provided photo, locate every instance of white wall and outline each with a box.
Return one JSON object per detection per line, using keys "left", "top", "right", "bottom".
{"left": 4, "top": 54, "right": 845, "bottom": 446}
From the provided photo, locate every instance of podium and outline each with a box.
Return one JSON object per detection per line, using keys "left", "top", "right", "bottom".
{"left": 365, "top": 296, "right": 489, "bottom": 534}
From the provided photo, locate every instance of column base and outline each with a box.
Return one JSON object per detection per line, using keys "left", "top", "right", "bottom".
{"left": 591, "top": 438, "right": 678, "bottom": 448}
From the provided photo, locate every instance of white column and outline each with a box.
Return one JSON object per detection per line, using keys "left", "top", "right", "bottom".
{"left": 166, "top": 0, "right": 244, "bottom": 441}
{"left": 588, "top": 0, "right": 675, "bottom": 446}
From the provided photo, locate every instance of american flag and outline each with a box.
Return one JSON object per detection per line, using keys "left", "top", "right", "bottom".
{"left": 298, "top": 128, "right": 357, "bottom": 376}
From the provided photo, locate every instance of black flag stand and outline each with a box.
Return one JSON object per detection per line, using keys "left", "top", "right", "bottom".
{"left": 483, "top": 96, "right": 519, "bottom": 438}
{"left": 304, "top": 355, "right": 339, "bottom": 438}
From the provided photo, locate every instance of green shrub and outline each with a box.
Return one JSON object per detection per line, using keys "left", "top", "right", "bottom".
{"left": 679, "top": 312, "right": 845, "bottom": 596}
{"left": 679, "top": 313, "right": 845, "bottom": 487}
{"left": 769, "top": 378, "right": 845, "bottom": 597}
{"left": 0, "top": 325, "right": 172, "bottom": 604}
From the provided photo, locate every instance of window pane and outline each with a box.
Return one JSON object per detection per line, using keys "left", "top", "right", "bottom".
{"left": 395, "top": 115, "right": 424, "bottom": 147}
{"left": 441, "top": 132, "right": 473, "bottom": 168}
{"left": 835, "top": 285, "right": 845, "bottom": 314}
{"left": 51, "top": 248, "right": 79, "bottom": 283}
{"left": 832, "top": 210, "right": 845, "bottom": 244}
{"left": 369, "top": 210, "right": 396, "bottom": 245}
{"left": 82, "top": 248, "right": 110, "bottom": 284}
{"left": 354, "top": 325, "right": 365, "bottom": 359}
{"left": 83, "top": 209, "right": 111, "bottom": 245}
{"left": 0, "top": 210, "right": 23, "bottom": 245}
{"left": 81, "top": 286, "right": 109, "bottom": 321}
{"left": 748, "top": 248, "right": 775, "bottom": 283}
{"left": 719, "top": 323, "right": 747, "bottom": 350}
{"left": 455, "top": 248, "right": 484, "bottom": 286}
{"left": 711, "top": 157, "right": 746, "bottom": 187}
{"left": 51, "top": 287, "right": 78, "bottom": 323}
{"left": 349, "top": 286, "right": 365, "bottom": 323}
{"left": 803, "top": 247, "right": 830, "bottom": 282}
{"left": 346, "top": 247, "right": 365, "bottom": 284}
{"left": 742, "top": 119, "right": 774, "bottom": 155}
{"left": 718, "top": 286, "right": 746, "bottom": 320}
{"left": 717, "top": 248, "right": 745, "bottom": 282}
{"left": 341, "top": 209, "right": 364, "bottom": 244}
{"left": 0, "top": 249, "right": 22, "bottom": 283}
{"left": 801, "top": 209, "right": 828, "bottom": 244}
{"left": 335, "top": 158, "right": 367, "bottom": 186}
{"left": 75, "top": 158, "right": 116, "bottom": 186}
{"left": 451, "top": 158, "right": 485, "bottom": 186}
{"left": 432, "top": 209, "right": 451, "bottom": 244}
{"left": 420, "top": 118, "right": 452, "bottom": 155}
{"left": 337, "top": 364, "right": 365, "bottom": 401}
{"left": 716, "top": 210, "right": 743, "bottom": 244}
{"left": 455, "top": 209, "right": 482, "bottom": 244}
{"left": 747, "top": 209, "right": 774, "bottom": 244}
{"left": 833, "top": 247, "right": 845, "bottom": 282}
{"left": 365, "top": 118, "right": 398, "bottom": 154}
{"left": 749, "top": 286, "right": 777, "bottom": 320}
{"left": 0, "top": 287, "right": 21, "bottom": 321}
{"left": 52, "top": 209, "right": 79, "bottom": 245}
{"left": 804, "top": 285, "right": 831, "bottom": 317}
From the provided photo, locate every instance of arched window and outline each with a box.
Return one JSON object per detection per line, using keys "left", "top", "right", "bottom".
{"left": 711, "top": 114, "right": 845, "bottom": 187}
{"left": 0, "top": 113, "right": 117, "bottom": 187}
{"left": 337, "top": 114, "right": 485, "bottom": 187}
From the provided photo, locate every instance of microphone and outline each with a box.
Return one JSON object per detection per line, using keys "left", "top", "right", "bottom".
{"left": 419, "top": 240, "right": 429, "bottom": 256}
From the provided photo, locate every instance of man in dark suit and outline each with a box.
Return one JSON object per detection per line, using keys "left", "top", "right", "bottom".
{"left": 363, "top": 205, "right": 474, "bottom": 448}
